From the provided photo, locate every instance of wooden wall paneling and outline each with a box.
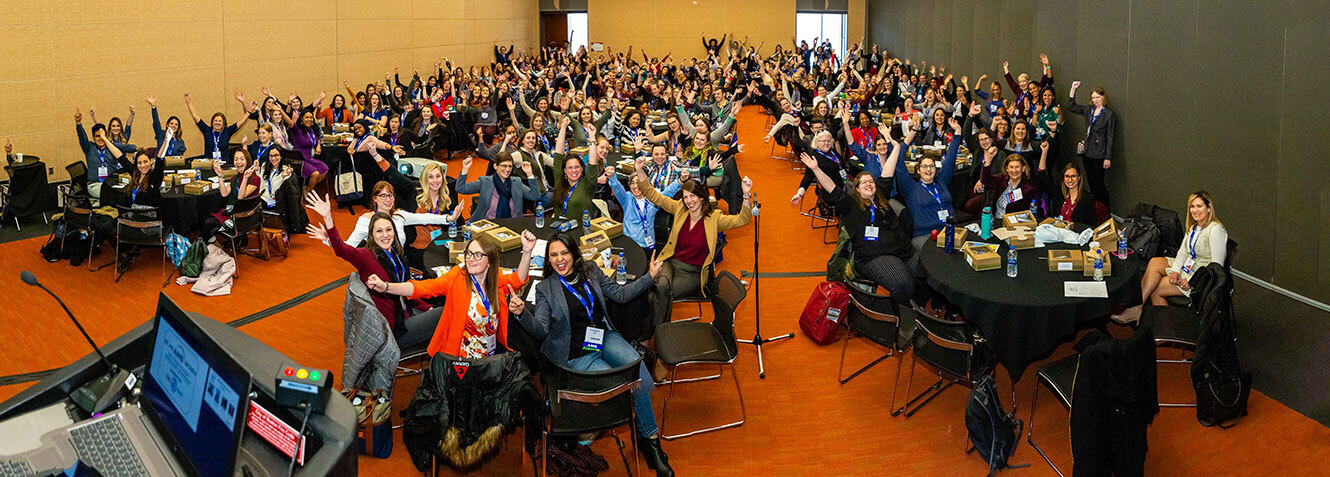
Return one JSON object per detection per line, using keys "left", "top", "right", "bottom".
{"left": 1, "top": 25, "right": 55, "bottom": 82}
{"left": 222, "top": 20, "right": 339, "bottom": 64}
{"left": 52, "top": 21, "right": 225, "bottom": 78}
{"left": 336, "top": 19, "right": 416, "bottom": 54}
{"left": 411, "top": 0, "right": 469, "bottom": 20}
{"left": 221, "top": 0, "right": 339, "bottom": 22}
{"left": 51, "top": 0, "right": 221, "bottom": 25}
{"left": 336, "top": 0, "right": 417, "bottom": 19}
{"left": 0, "top": 0, "right": 53, "bottom": 25}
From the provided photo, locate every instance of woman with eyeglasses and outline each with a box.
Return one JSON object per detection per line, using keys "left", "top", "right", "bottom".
{"left": 344, "top": 181, "right": 459, "bottom": 248}
{"left": 365, "top": 223, "right": 537, "bottom": 358}
{"left": 514, "top": 233, "right": 672, "bottom": 476}
{"left": 1037, "top": 141, "right": 1101, "bottom": 225}
{"left": 455, "top": 154, "right": 543, "bottom": 221}
{"left": 1112, "top": 191, "right": 1227, "bottom": 325}
{"left": 893, "top": 120, "right": 961, "bottom": 250}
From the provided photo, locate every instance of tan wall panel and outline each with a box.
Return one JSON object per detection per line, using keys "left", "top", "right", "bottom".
{"left": 412, "top": 0, "right": 468, "bottom": 20}
{"left": 337, "top": 0, "right": 417, "bottom": 19}
{"left": 1, "top": 0, "right": 53, "bottom": 26}
{"left": 52, "top": 0, "right": 221, "bottom": 25}
{"left": 413, "top": 19, "right": 473, "bottom": 47}
{"left": 0, "top": 25, "right": 55, "bottom": 82}
{"left": 223, "top": 21, "right": 338, "bottom": 63}
{"left": 337, "top": 19, "right": 415, "bottom": 53}
{"left": 53, "top": 22, "right": 224, "bottom": 77}
{"left": 0, "top": 132, "right": 61, "bottom": 181}
{"left": 221, "top": 0, "right": 338, "bottom": 22}
{"left": 3, "top": 0, "right": 535, "bottom": 181}
{"left": 589, "top": 0, "right": 795, "bottom": 62}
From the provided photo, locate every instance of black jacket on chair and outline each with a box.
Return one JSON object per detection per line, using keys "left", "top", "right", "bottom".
{"left": 1069, "top": 327, "right": 1158, "bottom": 477}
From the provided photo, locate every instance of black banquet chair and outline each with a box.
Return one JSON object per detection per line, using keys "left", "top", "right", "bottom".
{"left": 540, "top": 360, "right": 642, "bottom": 477}
{"left": 897, "top": 306, "right": 993, "bottom": 417}
{"left": 655, "top": 270, "right": 747, "bottom": 440}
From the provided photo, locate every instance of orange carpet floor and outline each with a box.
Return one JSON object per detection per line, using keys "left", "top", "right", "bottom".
{"left": 2, "top": 105, "right": 1328, "bottom": 475}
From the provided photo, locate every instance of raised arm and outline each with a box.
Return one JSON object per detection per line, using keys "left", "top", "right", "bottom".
{"left": 183, "top": 92, "right": 202, "bottom": 124}
{"left": 797, "top": 152, "right": 837, "bottom": 194}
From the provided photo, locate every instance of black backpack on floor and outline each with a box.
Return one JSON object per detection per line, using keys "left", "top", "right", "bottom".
{"left": 966, "top": 374, "right": 1028, "bottom": 475}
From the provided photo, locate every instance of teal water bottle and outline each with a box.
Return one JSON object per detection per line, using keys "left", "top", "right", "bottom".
{"left": 980, "top": 207, "right": 992, "bottom": 239}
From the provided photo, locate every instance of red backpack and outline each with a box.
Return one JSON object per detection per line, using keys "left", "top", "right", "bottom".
{"left": 799, "top": 281, "right": 850, "bottom": 345}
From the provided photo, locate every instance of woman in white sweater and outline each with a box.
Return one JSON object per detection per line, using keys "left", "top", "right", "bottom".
{"left": 1113, "top": 190, "right": 1227, "bottom": 324}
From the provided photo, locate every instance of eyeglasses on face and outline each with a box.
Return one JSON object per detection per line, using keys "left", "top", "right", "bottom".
{"left": 464, "top": 251, "right": 487, "bottom": 261}
{"left": 375, "top": 193, "right": 394, "bottom": 199}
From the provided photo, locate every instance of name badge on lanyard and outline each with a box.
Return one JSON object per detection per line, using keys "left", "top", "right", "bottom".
{"left": 212, "top": 131, "right": 223, "bottom": 159}
{"left": 96, "top": 149, "right": 109, "bottom": 178}
{"left": 1182, "top": 226, "right": 1200, "bottom": 273}
{"left": 636, "top": 199, "right": 654, "bottom": 248}
{"left": 1008, "top": 188, "right": 1023, "bottom": 202}
{"left": 583, "top": 327, "right": 605, "bottom": 351}
{"left": 864, "top": 206, "right": 880, "bottom": 241}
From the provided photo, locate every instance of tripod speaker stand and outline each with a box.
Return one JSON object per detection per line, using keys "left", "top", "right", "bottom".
{"left": 738, "top": 200, "right": 793, "bottom": 378}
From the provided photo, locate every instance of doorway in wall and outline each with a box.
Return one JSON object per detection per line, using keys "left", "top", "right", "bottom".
{"left": 796, "top": 12, "right": 848, "bottom": 66}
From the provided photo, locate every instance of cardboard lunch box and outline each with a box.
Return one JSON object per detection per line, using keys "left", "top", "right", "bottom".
{"left": 579, "top": 230, "right": 612, "bottom": 254}
{"left": 935, "top": 227, "right": 968, "bottom": 248}
{"left": 467, "top": 219, "right": 499, "bottom": 235}
{"left": 183, "top": 181, "right": 213, "bottom": 195}
{"left": 1093, "top": 219, "right": 1120, "bottom": 253}
{"left": 590, "top": 217, "right": 623, "bottom": 239}
{"left": 1048, "top": 249, "right": 1084, "bottom": 272}
{"left": 963, "top": 242, "right": 1001, "bottom": 272}
{"left": 1039, "top": 218, "right": 1073, "bottom": 230}
{"left": 1083, "top": 248, "right": 1113, "bottom": 277}
{"left": 165, "top": 156, "right": 187, "bottom": 167}
{"left": 1003, "top": 210, "right": 1038, "bottom": 229}
{"left": 484, "top": 227, "right": 522, "bottom": 252}
{"left": 190, "top": 158, "right": 214, "bottom": 170}
{"left": 448, "top": 240, "right": 467, "bottom": 264}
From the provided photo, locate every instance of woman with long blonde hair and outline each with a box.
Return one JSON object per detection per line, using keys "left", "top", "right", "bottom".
{"left": 1112, "top": 191, "right": 1228, "bottom": 324}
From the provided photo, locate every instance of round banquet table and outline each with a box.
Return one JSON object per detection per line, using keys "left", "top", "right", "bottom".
{"left": 421, "top": 216, "right": 656, "bottom": 341}
{"left": 99, "top": 182, "right": 226, "bottom": 234}
{"left": 919, "top": 230, "right": 1145, "bottom": 381}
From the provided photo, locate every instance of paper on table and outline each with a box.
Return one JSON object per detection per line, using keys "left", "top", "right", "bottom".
{"left": 1064, "top": 281, "right": 1109, "bottom": 298}
{"left": 530, "top": 239, "right": 548, "bottom": 277}
{"left": 526, "top": 280, "right": 541, "bottom": 302}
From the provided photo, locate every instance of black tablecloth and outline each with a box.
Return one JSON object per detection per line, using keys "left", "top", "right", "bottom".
{"left": 920, "top": 234, "right": 1144, "bottom": 381}
{"left": 4, "top": 159, "right": 52, "bottom": 217}
{"left": 422, "top": 217, "right": 656, "bottom": 341}
{"left": 100, "top": 182, "right": 226, "bottom": 234}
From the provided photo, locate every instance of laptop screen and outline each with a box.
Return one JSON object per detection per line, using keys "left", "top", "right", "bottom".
{"left": 140, "top": 294, "right": 251, "bottom": 477}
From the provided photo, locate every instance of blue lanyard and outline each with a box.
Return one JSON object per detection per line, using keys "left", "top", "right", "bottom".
{"left": 558, "top": 275, "right": 596, "bottom": 324}
{"left": 256, "top": 142, "right": 273, "bottom": 161}
{"left": 212, "top": 130, "right": 222, "bottom": 151}
{"left": 354, "top": 135, "right": 369, "bottom": 151}
{"left": 562, "top": 180, "right": 579, "bottom": 213}
{"left": 384, "top": 250, "right": 405, "bottom": 282}
{"left": 922, "top": 182, "right": 945, "bottom": 217}
{"left": 470, "top": 275, "right": 492, "bottom": 317}
{"left": 95, "top": 148, "right": 108, "bottom": 167}
{"left": 1088, "top": 107, "right": 1102, "bottom": 133}
{"left": 635, "top": 198, "right": 652, "bottom": 230}
{"left": 1187, "top": 226, "right": 1200, "bottom": 259}
{"left": 868, "top": 203, "right": 876, "bottom": 224}
{"left": 334, "top": 109, "right": 344, "bottom": 122}
{"left": 539, "top": 134, "right": 550, "bottom": 150}
{"left": 817, "top": 150, "right": 842, "bottom": 168}
{"left": 857, "top": 128, "right": 872, "bottom": 148}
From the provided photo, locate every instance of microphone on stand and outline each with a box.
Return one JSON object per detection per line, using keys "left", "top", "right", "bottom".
{"left": 21, "top": 270, "right": 133, "bottom": 414}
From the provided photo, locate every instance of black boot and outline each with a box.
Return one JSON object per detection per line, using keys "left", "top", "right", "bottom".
{"left": 637, "top": 435, "right": 673, "bottom": 476}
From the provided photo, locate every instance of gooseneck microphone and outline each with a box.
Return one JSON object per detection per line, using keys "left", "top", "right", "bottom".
{"left": 22, "top": 270, "right": 113, "bottom": 369}
{"left": 22, "top": 270, "right": 131, "bottom": 413}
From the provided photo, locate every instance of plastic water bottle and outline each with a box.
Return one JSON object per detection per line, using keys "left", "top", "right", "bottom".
{"left": 582, "top": 210, "right": 591, "bottom": 229}
{"left": 1006, "top": 245, "right": 1018, "bottom": 278}
{"left": 616, "top": 252, "right": 627, "bottom": 285}
{"left": 980, "top": 207, "right": 992, "bottom": 239}
{"left": 1093, "top": 250, "right": 1105, "bottom": 281}
{"left": 1116, "top": 234, "right": 1128, "bottom": 259}
{"left": 1030, "top": 203, "right": 1040, "bottom": 222}
{"left": 943, "top": 217, "right": 956, "bottom": 254}
{"left": 463, "top": 228, "right": 472, "bottom": 242}
{"left": 535, "top": 202, "right": 545, "bottom": 228}
{"left": 448, "top": 222, "right": 458, "bottom": 238}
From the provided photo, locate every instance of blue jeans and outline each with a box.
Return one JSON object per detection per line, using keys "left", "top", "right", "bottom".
{"left": 565, "top": 330, "right": 659, "bottom": 437}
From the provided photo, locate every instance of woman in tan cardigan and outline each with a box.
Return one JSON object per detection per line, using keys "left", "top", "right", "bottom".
{"left": 634, "top": 157, "right": 753, "bottom": 325}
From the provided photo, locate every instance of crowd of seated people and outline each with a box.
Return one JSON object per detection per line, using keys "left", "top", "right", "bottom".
{"left": 24, "top": 31, "right": 1203, "bottom": 475}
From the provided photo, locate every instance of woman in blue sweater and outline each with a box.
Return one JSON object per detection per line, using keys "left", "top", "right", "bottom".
{"left": 893, "top": 118, "right": 962, "bottom": 250}
{"left": 145, "top": 95, "right": 187, "bottom": 157}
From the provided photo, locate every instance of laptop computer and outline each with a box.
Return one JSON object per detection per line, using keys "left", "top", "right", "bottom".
{"left": 0, "top": 293, "right": 252, "bottom": 477}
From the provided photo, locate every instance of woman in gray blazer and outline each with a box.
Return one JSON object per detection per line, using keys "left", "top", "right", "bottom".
{"left": 454, "top": 154, "right": 544, "bottom": 221}
{"left": 515, "top": 233, "right": 672, "bottom": 476}
{"left": 1068, "top": 81, "right": 1117, "bottom": 209}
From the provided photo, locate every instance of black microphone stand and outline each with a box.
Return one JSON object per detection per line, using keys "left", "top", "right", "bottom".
{"left": 738, "top": 201, "right": 792, "bottom": 378}
{"left": 22, "top": 270, "right": 131, "bottom": 414}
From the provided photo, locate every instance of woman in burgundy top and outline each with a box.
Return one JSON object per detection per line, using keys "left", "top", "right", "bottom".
{"left": 304, "top": 192, "right": 435, "bottom": 347}
{"left": 635, "top": 158, "right": 754, "bottom": 326}
{"left": 1036, "top": 140, "right": 1103, "bottom": 225}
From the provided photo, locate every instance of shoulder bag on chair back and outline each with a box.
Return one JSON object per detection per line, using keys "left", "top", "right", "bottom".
{"left": 335, "top": 156, "right": 364, "bottom": 203}
{"left": 799, "top": 281, "right": 850, "bottom": 345}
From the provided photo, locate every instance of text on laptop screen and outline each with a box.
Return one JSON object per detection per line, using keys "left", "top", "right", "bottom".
{"left": 142, "top": 314, "right": 246, "bottom": 477}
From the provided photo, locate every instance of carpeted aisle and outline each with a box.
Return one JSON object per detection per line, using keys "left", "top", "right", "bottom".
{"left": 2, "top": 105, "right": 1328, "bottom": 475}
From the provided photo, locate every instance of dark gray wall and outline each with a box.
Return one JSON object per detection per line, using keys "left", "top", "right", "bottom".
{"left": 867, "top": 0, "right": 1330, "bottom": 303}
